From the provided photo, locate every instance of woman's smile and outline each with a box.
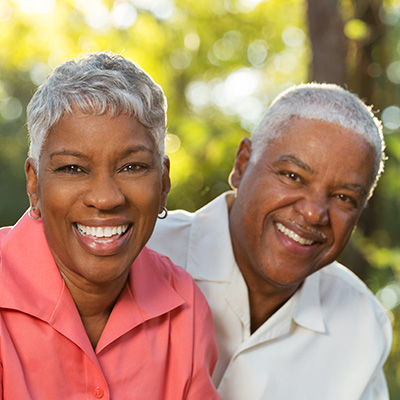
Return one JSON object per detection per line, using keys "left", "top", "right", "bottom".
{"left": 76, "top": 223, "right": 129, "bottom": 238}
{"left": 73, "top": 222, "right": 133, "bottom": 256}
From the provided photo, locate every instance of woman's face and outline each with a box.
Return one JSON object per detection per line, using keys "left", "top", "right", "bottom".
{"left": 26, "top": 111, "right": 170, "bottom": 287}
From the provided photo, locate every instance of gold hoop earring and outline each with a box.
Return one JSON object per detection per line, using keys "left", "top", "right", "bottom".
{"left": 158, "top": 207, "right": 168, "bottom": 220}
{"left": 28, "top": 207, "right": 40, "bottom": 220}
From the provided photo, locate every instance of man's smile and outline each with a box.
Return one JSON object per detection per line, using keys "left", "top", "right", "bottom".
{"left": 275, "top": 222, "right": 315, "bottom": 246}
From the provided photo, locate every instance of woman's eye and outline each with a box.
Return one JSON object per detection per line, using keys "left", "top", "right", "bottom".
{"left": 121, "top": 163, "right": 148, "bottom": 173}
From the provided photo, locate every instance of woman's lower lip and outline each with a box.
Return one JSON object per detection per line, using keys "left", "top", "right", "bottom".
{"left": 73, "top": 225, "right": 131, "bottom": 256}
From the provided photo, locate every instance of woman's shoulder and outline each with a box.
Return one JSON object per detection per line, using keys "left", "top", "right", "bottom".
{"left": 0, "top": 226, "right": 12, "bottom": 249}
{"left": 0, "top": 226, "right": 12, "bottom": 237}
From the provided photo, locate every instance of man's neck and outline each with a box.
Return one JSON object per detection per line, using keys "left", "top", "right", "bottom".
{"left": 247, "top": 285, "right": 298, "bottom": 333}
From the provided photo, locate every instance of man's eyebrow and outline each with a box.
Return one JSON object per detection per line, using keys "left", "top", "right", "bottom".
{"left": 277, "top": 154, "right": 315, "bottom": 174}
{"left": 337, "top": 182, "right": 368, "bottom": 197}
{"left": 278, "top": 154, "right": 369, "bottom": 195}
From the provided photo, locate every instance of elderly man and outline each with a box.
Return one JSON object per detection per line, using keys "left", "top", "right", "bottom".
{"left": 147, "top": 83, "right": 392, "bottom": 400}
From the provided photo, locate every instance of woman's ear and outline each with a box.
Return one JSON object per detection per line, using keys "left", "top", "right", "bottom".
{"left": 25, "top": 158, "right": 41, "bottom": 213}
{"left": 228, "top": 138, "right": 252, "bottom": 189}
{"left": 160, "top": 156, "right": 171, "bottom": 209}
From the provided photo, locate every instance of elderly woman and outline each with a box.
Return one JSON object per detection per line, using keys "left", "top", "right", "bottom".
{"left": 0, "top": 52, "right": 219, "bottom": 399}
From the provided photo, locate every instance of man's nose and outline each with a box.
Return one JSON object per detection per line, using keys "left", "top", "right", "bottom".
{"left": 293, "top": 194, "right": 329, "bottom": 226}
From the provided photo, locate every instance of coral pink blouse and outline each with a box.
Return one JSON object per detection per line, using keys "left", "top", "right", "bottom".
{"left": 0, "top": 213, "right": 220, "bottom": 399}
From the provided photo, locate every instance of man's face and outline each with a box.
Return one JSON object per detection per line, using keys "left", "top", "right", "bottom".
{"left": 228, "top": 118, "right": 375, "bottom": 294}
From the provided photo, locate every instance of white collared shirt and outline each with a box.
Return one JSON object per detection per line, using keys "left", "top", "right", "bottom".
{"left": 147, "top": 192, "right": 392, "bottom": 400}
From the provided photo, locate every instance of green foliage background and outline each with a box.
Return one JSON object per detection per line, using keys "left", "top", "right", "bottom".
{"left": 1, "top": 0, "right": 400, "bottom": 396}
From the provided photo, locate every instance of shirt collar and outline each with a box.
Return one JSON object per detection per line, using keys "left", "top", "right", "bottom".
{"left": 186, "top": 192, "right": 237, "bottom": 282}
{"left": 293, "top": 270, "right": 326, "bottom": 333}
{"left": 96, "top": 248, "right": 185, "bottom": 352}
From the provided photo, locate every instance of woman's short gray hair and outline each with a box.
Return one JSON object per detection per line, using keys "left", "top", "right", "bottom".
{"left": 27, "top": 51, "right": 167, "bottom": 168}
{"left": 251, "top": 83, "right": 385, "bottom": 198}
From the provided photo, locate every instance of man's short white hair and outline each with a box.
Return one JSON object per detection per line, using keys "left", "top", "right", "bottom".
{"left": 251, "top": 83, "right": 385, "bottom": 198}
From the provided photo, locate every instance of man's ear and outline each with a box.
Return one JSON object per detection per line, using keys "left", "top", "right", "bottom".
{"left": 228, "top": 138, "right": 252, "bottom": 189}
{"left": 25, "top": 158, "right": 41, "bottom": 213}
{"left": 160, "top": 156, "right": 171, "bottom": 209}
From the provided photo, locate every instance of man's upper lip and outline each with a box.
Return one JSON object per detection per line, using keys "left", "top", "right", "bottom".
{"left": 277, "top": 219, "right": 327, "bottom": 242}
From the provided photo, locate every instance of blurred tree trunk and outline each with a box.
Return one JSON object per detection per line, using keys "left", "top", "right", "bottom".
{"left": 347, "top": 0, "right": 386, "bottom": 105}
{"left": 306, "top": 0, "right": 385, "bottom": 281}
{"left": 346, "top": 0, "right": 386, "bottom": 280}
{"left": 306, "top": 0, "right": 347, "bottom": 85}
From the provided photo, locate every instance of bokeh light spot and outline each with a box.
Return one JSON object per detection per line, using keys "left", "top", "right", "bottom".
{"left": 248, "top": 39, "right": 268, "bottom": 66}
{"left": 184, "top": 33, "right": 200, "bottom": 51}
{"left": 386, "top": 61, "right": 400, "bottom": 84}
{"left": 382, "top": 105, "right": 400, "bottom": 131}
{"left": 112, "top": 2, "right": 138, "bottom": 29}
{"left": 170, "top": 50, "right": 192, "bottom": 70}
{"left": 165, "top": 133, "right": 181, "bottom": 154}
{"left": 29, "top": 63, "right": 52, "bottom": 86}
{"left": 377, "top": 283, "right": 400, "bottom": 310}
{"left": 282, "top": 26, "right": 305, "bottom": 47}
{"left": 14, "top": 0, "right": 55, "bottom": 14}
{"left": 0, "top": 97, "right": 23, "bottom": 121}
{"left": 0, "top": 1, "right": 13, "bottom": 22}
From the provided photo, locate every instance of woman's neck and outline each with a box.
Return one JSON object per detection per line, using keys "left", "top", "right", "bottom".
{"left": 59, "top": 269, "right": 128, "bottom": 349}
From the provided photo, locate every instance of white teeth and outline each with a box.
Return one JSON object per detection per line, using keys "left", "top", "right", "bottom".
{"left": 276, "top": 222, "right": 314, "bottom": 245}
{"left": 77, "top": 223, "right": 128, "bottom": 238}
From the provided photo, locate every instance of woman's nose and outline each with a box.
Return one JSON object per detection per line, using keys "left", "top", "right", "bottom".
{"left": 293, "top": 195, "right": 329, "bottom": 226}
{"left": 83, "top": 174, "right": 125, "bottom": 210}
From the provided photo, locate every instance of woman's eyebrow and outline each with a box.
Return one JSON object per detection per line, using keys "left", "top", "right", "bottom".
{"left": 49, "top": 145, "right": 153, "bottom": 160}
{"left": 49, "top": 150, "right": 86, "bottom": 159}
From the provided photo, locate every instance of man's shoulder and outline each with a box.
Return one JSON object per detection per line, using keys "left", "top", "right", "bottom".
{"left": 320, "top": 262, "right": 374, "bottom": 294}
{"left": 318, "top": 262, "right": 390, "bottom": 323}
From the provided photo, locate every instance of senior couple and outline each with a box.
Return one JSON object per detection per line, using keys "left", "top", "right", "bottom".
{"left": 0, "top": 51, "right": 391, "bottom": 399}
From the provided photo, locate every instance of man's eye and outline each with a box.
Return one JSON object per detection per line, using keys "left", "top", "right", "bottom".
{"left": 282, "top": 171, "right": 301, "bottom": 182}
{"left": 335, "top": 193, "right": 358, "bottom": 207}
{"left": 57, "top": 165, "right": 83, "bottom": 174}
